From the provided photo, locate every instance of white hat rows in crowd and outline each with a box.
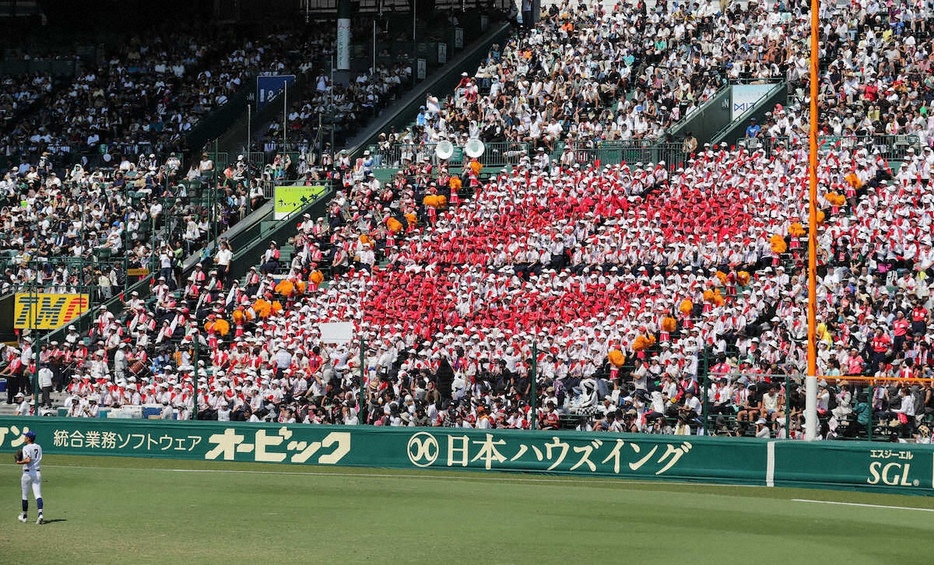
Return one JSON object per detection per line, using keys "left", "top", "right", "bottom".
{"left": 14, "top": 136, "right": 931, "bottom": 437}
{"left": 7, "top": 1, "right": 934, "bottom": 440}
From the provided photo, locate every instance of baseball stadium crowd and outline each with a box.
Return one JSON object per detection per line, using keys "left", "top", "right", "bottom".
{"left": 2, "top": 26, "right": 339, "bottom": 165}
{"left": 0, "top": 71, "right": 54, "bottom": 131}
{"left": 0, "top": 21, "right": 424, "bottom": 297}
{"left": 258, "top": 61, "right": 414, "bottom": 163}
{"left": 378, "top": 0, "right": 934, "bottom": 163}
{"left": 3, "top": 0, "right": 934, "bottom": 443}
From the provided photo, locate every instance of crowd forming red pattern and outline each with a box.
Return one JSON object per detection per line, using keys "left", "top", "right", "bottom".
{"left": 5, "top": 0, "right": 934, "bottom": 440}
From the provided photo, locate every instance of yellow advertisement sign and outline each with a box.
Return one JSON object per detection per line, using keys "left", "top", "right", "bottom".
{"left": 274, "top": 185, "right": 326, "bottom": 220}
{"left": 14, "top": 293, "right": 90, "bottom": 330}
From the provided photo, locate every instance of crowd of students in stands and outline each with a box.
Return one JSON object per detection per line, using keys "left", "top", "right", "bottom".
{"left": 5, "top": 0, "right": 934, "bottom": 442}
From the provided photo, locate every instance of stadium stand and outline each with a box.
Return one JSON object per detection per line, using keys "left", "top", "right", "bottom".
{"left": 5, "top": 0, "right": 934, "bottom": 444}
{"left": 0, "top": 20, "right": 452, "bottom": 298}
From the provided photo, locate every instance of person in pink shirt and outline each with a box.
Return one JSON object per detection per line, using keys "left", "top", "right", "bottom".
{"left": 891, "top": 310, "right": 911, "bottom": 353}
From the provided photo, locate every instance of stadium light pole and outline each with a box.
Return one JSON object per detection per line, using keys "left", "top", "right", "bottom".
{"left": 804, "top": 0, "right": 820, "bottom": 441}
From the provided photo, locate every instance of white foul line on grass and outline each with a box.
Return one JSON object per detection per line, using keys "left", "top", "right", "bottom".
{"left": 793, "top": 499, "right": 934, "bottom": 513}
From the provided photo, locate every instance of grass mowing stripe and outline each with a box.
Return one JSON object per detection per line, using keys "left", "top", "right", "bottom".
{"left": 793, "top": 498, "right": 934, "bottom": 513}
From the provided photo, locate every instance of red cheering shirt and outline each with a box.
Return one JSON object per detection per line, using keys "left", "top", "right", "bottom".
{"left": 307, "top": 353, "right": 323, "bottom": 375}
{"left": 893, "top": 318, "right": 910, "bottom": 337}
{"left": 912, "top": 307, "right": 928, "bottom": 322}
{"left": 871, "top": 335, "right": 891, "bottom": 353}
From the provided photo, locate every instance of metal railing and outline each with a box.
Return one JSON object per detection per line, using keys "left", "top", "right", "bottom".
{"left": 694, "top": 372, "right": 934, "bottom": 442}
{"left": 0, "top": 256, "right": 140, "bottom": 302}
{"left": 736, "top": 134, "right": 922, "bottom": 161}
{"left": 556, "top": 141, "right": 690, "bottom": 171}
{"left": 369, "top": 140, "right": 692, "bottom": 171}
{"left": 371, "top": 141, "right": 532, "bottom": 169}
{"left": 231, "top": 180, "right": 335, "bottom": 265}
{"left": 662, "top": 81, "right": 730, "bottom": 139}
{"left": 293, "top": 0, "right": 510, "bottom": 12}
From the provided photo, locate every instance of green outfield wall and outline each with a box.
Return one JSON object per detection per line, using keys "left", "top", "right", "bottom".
{"left": 2, "top": 418, "right": 932, "bottom": 496}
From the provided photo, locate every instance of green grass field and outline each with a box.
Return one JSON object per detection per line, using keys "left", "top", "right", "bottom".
{"left": 3, "top": 455, "right": 934, "bottom": 564}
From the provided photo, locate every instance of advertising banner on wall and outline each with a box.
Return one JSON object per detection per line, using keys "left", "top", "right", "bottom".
{"left": 336, "top": 18, "right": 351, "bottom": 71}
{"left": 0, "top": 419, "right": 765, "bottom": 482}
{"left": 273, "top": 184, "right": 326, "bottom": 220}
{"left": 773, "top": 442, "right": 934, "bottom": 494}
{"left": 731, "top": 83, "right": 775, "bottom": 121}
{"left": 256, "top": 75, "right": 295, "bottom": 110}
{"left": 14, "top": 292, "right": 89, "bottom": 329}
{"left": 2, "top": 418, "right": 932, "bottom": 496}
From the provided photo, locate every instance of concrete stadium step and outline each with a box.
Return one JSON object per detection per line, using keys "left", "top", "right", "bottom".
{"left": 0, "top": 390, "right": 69, "bottom": 416}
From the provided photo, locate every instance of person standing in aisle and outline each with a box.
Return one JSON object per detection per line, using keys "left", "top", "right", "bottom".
{"left": 214, "top": 239, "right": 233, "bottom": 287}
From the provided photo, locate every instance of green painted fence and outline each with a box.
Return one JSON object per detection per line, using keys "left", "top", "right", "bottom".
{"left": 772, "top": 441, "right": 934, "bottom": 493}
{"left": 2, "top": 418, "right": 933, "bottom": 495}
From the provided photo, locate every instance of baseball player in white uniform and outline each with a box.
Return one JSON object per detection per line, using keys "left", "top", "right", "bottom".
{"left": 15, "top": 430, "right": 44, "bottom": 524}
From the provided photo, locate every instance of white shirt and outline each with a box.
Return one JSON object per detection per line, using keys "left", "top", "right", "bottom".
{"left": 38, "top": 367, "right": 54, "bottom": 388}
{"left": 21, "top": 442, "right": 41, "bottom": 473}
{"left": 895, "top": 394, "right": 916, "bottom": 417}
{"left": 683, "top": 395, "right": 702, "bottom": 415}
{"left": 216, "top": 247, "right": 233, "bottom": 266}
{"left": 14, "top": 400, "right": 31, "bottom": 416}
